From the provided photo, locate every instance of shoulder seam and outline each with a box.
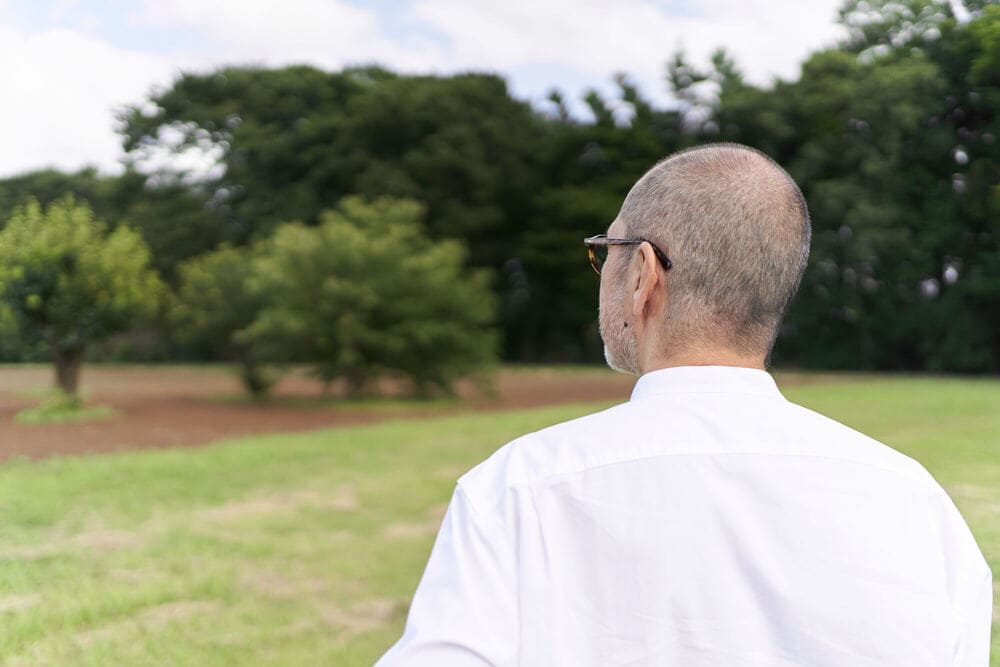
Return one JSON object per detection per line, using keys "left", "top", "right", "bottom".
{"left": 455, "top": 479, "right": 509, "bottom": 538}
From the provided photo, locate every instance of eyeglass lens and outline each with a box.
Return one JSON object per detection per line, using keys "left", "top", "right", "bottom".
{"left": 589, "top": 245, "right": 608, "bottom": 273}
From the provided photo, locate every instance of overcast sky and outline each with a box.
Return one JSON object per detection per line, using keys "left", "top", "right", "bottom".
{"left": 0, "top": 0, "right": 846, "bottom": 177}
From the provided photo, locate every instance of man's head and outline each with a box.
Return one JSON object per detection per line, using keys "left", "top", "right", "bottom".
{"left": 597, "top": 142, "right": 811, "bottom": 374}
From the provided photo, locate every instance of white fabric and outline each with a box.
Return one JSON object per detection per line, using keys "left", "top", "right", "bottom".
{"left": 377, "top": 365, "right": 992, "bottom": 666}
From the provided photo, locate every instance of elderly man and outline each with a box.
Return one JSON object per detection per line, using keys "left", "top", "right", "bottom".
{"left": 376, "top": 143, "right": 992, "bottom": 666}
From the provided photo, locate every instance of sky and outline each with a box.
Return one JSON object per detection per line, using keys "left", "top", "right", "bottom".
{"left": 0, "top": 0, "right": 847, "bottom": 177}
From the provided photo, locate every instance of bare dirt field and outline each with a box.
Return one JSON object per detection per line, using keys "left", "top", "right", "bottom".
{"left": 0, "top": 364, "right": 862, "bottom": 462}
{"left": 0, "top": 364, "right": 641, "bottom": 461}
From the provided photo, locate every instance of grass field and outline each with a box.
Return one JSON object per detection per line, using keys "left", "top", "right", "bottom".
{"left": 0, "top": 374, "right": 998, "bottom": 665}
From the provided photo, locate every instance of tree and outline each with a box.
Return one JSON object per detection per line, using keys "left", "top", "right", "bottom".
{"left": 247, "top": 197, "right": 498, "bottom": 396}
{"left": 0, "top": 198, "right": 164, "bottom": 395}
{"left": 172, "top": 244, "right": 272, "bottom": 396}
{"left": 112, "top": 170, "right": 231, "bottom": 284}
{"left": 119, "top": 65, "right": 543, "bottom": 357}
{"left": 0, "top": 168, "right": 120, "bottom": 225}
{"left": 118, "top": 66, "right": 542, "bottom": 266}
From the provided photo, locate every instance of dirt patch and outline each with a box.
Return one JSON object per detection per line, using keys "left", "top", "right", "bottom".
{"left": 0, "top": 594, "right": 39, "bottom": 613}
{"left": 0, "top": 365, "right": 637, "bottom": 462}
{"left": 946, "top": 482, "right": 992, "bottom": 500}
{"left": 110, "top": 568, "right": 162, "bottom": 584}
{"left": 1, "top": 529, "right": 141, "bottom": 561}
{"left": 73, "top": 529, "right": 141, "bottom": 551}
{"left": 75, "top": 599, "right": 223, "bottom": 647}
{"left": 381, "top": 503, "right": 448, "bottom": 540}
{"left": 139, "top": 600, "right": 222, "bottom": 626}
{"left": 323, "top": 597, "right": 407, "bottom": 639}
{"left": 324, "top": 485, "right": 360, "bottom": 511}
{"left": 0, "top": 365, "right": 851, "bottom": 462}
{"left": 431, "top": 464, "right": 473, "bottom": 480}
{"left": 200, "top": 485, "right": 358, "bottom": 522}
{"left": 945, "top": 483, "right": 1000, "bottom": 516}
{"left": 243, "top": 569, "right": 330, "bottom": 600}
{"left": 245, "top": 570, "right": 300, "bottom": 599}
{"left": 0, "top": 544, "right": 60, "bottom": 560}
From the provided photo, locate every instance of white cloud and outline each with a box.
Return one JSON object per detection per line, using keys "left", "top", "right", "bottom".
{"left": 135, "top": 0, "right": 445, "bottom": 71}
{"left": 410, "top": 0, "right": 846, "bottom": 104}
{"left": 136, "top": 0, "right": 846, "bottom": 101}
{"left": 0, "top": 24, "right": 174, "bottom": 176}
{"left": 0, "top": 0, "right": 847, "bottom": 178}
{"left": 698, "top": 0, "right": 848, "bottom": 80}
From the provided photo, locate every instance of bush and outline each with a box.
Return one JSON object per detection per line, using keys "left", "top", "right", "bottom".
{"left": 248, "top": 197, "right": 499, "bottom": 395}
{"left": 172, "top": 244, "right": 275, "bottom": 397}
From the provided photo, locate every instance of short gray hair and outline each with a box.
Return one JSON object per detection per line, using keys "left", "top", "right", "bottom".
{"left": 617, "top": 143, "right": 811, "bottom": 355}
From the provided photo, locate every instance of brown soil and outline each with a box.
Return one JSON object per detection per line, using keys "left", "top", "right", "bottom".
{"left": 0, "top": 364, "right": 638, "bottom": 462}
{"left": 0, "top": 364, "right": 858, "bottom": 463}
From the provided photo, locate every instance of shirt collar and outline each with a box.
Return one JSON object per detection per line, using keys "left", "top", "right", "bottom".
{"left": 630, "top": 365, "right": 783, "bottom": 401}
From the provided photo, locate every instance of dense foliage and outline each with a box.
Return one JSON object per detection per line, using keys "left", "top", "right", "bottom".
{"left": 172, "top": 197, "right": 498, "bottom": 396}
{"left": 172, "top": 244, "right": 272, "bottom": 395}
{"left": 1, "top": 0, "right": 998, "bottom": 373}
{"left": 247, "top": 197, "right": 498, "bottom": 395}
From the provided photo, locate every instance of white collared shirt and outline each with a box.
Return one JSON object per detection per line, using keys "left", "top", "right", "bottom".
{"left": 377, "top": 366, "right": 992, "bottom": 666}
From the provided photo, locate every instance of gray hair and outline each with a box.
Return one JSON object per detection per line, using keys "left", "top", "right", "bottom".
{"left": 617, "top": 143, "right": 811, "bottom": 355}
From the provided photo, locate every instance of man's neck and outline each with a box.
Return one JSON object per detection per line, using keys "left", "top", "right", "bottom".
{"left": 639, "top": 346, "right": 766, "bottom": 375}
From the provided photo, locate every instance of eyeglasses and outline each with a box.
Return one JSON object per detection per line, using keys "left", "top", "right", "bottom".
{"left": 583, "top": 234, "right": 673, "bottom": 275}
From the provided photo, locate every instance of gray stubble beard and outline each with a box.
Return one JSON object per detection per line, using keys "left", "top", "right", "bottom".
{"left": 599, "top": 296, "right": 640, "bottom": 376}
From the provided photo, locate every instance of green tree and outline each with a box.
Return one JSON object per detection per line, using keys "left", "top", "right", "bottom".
{"left": 0, "top": 198, "right": 164, "bottom": 395}
{"left": 118, "top": 66, "right": 542, "bottom": 265}
{"left": 112, "top": 170, "right": 230, "bottom": 284}
{"left": 119, "top": 66, "right": 543, "bottom": 357}
{"left": 172, "top": 244, "right": 273, "bottom": 396}
{"left": 248, "top": 197, "right": 498, "bottom": 396}
{"left": 0, "top": 167, "right": 231, "bottom": 286}
{"left": 0, "top": 168, "right": 120, "bottom": 224}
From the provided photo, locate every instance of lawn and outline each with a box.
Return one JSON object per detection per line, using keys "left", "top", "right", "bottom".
{"left": 0, "top": 374, "right": 997, "bottom": 665}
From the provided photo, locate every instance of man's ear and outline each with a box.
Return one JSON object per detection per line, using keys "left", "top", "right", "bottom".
{"left": 630, "top": 242, "right": 661, "bottom": 324}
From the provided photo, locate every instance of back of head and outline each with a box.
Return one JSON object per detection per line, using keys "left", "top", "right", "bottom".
{"left": 618, "top": 143, "right": 811, "bottom": 356}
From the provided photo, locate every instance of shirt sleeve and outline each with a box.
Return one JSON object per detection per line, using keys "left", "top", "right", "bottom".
{"left": 375, "top": 483, "right": 519, "bottom": 666}
{"left": 935, "top": 488, "right": 993, "bottom": 667}
{"left": 954, "top": 568, "right": 993, "bottom": 667}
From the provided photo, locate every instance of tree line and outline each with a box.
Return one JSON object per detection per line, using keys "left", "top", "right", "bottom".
{"left": 1, "top": 0, "right": 998, "bottom": 395}
{"left": 0, "top": 196, "right": 495, "bottom": 398}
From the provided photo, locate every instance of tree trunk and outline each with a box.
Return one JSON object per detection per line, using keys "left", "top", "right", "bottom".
{"left": 239, "top": 356, "right": 272, "bottom": 398}
{"left": 53, "top": 346, "right": 84, "bottom": 396}
{"left": 344, "top": 368, "right": 368, "bottom": 399}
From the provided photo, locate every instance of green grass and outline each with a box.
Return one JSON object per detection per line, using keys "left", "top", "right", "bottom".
{"left": 14, "top": 390, "right": 116, "bottom": 425}
{"left": 14, "top": 404, "right": 116, "bottom": 425}
{"left": 0, "top": 374, "right": 998, "bottom": 665}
